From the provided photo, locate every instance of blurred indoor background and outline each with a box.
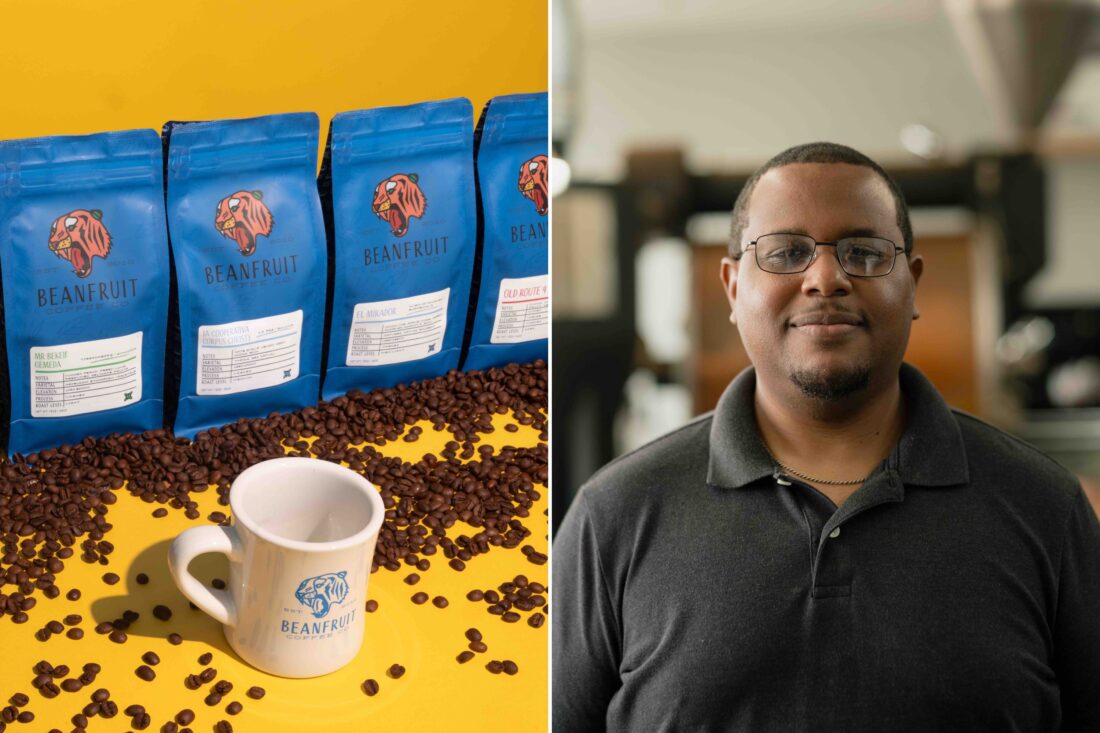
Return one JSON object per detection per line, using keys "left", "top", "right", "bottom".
{"left": 551, "top": 0, "right": 1100, "bottom": 530}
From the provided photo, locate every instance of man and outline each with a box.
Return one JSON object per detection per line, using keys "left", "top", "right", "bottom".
{"left": 552, "top": 142, "right": 1100, "bottom": 731}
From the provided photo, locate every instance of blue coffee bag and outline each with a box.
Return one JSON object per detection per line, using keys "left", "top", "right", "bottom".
{"left": 0, "top": 129, "right": 170, "bottom": 456}
{"left": 164, "top": 112, "right": 326, "bottom": 438}
{"left": 462, "top": 92, "right": 549, "bottom": 371}
{"left": 319, "top": 98, "right": 476, "bottom": 400}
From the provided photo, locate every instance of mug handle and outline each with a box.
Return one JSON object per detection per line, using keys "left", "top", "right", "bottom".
{"left": 168, "top": 525, "right": 241, "bottom": 627}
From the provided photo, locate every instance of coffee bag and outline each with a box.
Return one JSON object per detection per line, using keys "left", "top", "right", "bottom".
{"left": 462, "top": 92, "right": 549, "bottom": 371}
{"left": 164, "top": 112, "right": 326, "bottom": 438}
{"left": 319, "top": 98, "right": 476, "bottom": 399}
{"left": 0, "top": 129, "right": 170, "bottom": 456}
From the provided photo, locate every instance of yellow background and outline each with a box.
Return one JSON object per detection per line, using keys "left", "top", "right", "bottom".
{"left": 0, "top": 1, "right": 547, "bottom": 731}
{"left": 0, "top": 0, "right": 547, "bottom": 151}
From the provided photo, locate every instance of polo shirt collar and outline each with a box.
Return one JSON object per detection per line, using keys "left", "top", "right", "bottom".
{"left": 707, "top": 362, "right": 969, "bottom": 490}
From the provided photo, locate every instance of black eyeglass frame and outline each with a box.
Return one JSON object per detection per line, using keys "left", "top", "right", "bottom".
{"left": 734, "top": 234, "right": 908, "bottom": 278}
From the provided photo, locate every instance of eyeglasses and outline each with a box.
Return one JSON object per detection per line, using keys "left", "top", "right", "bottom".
{"left": 736, "top": 233, "right": 905, "bottom": 277}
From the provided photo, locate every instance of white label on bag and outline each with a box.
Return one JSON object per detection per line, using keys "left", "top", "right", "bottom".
{"left": 31, "top": 331, "right": 143, "bottom": 418}
{"left": 197, "top": 310, "right": 302, "bottom": 395}
{"left": 490, "top": 275, "right": 548, "bottom": 344}
{"left": 346, "top": 288, "right": 449, "bottom": 367}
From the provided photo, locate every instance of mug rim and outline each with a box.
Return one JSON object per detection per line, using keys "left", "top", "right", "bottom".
{"left": 228, "top": 457, "right": 385, "bottom": 553}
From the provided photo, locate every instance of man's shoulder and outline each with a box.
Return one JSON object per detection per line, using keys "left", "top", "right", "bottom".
{"left": 951, "top": 407, "right": 1081, "bottom": 498}
{"left": 577, "top": 411, "right": 714, "bottom": 508}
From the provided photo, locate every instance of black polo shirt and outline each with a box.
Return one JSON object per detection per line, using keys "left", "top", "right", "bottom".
{"left": 552, "top": 364, "right": 1100, "bottom": 732}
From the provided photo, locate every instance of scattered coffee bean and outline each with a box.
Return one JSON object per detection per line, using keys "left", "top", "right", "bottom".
{"left": 62, "top": 614, "right": 81, "bottom": 626}
{"left": 204, "top": 691, "right": 222, "bottom": 706}
{"left": 152, "top": 508, "right": 168, "bottom": 518}
{"left": 8, "top": 695, "right": 27, "bottom": 708}
{"left": 214, "top": 681, "right": 232, "bottom": 695}
{"left": 466, "top": 589, "right": 484, "bottom": 602}
{"left": 123, "top": 610, "right": 140, "bottom": 622}
{"left": 124, "top": 704, "right": 145, "bottom": 716}
{"left": 46, "top": 620, "right": 64, "bottom": 633}
{"left": 95, "top": 622, "right": 113, "bottom": 634}
{"left": 486, "top": 660, "right": 504, "bottom": 674}
{"left": 61, "top": 678, "right": 83, "bottom": 692}
{"left": 163, "top": 722, "right": 179, "bottom": 733}
{"left": 361, "top": 679, "right": 379, "bottom": 696}
{"left": 66, "top": 589, "right": 82, "bottom": 601}
{"left": 198, "top": 652, "right": 213, "bottom": 665}
{"left": 1, "top": 706, "right": 14, "bottom": 723}
{"left": 432, "top": 596, "right": 449, "bottom": 609}
{"left": 11, "top": 612, "right": 28, "bottom": 624}
{"left": 403, "top": 573, "right": 420, "bottom": 585}
{"left": 456, "top": 651, "right": 475, "bottom": 664}
{"left": 416, "top": 558, "right": 430, "bottom": 571}
{"left": 465, "top": 628, "right": 482, "bottom": 642}
{"left": 153, "top": 605, "right": 172, "bottom": 621}
{"left": 528, "top": 612, "right": 545, "bottom": 628}
{"left": 136, "top": 665, "right": 156, "bottom": 681}
{"left": 502, "top": 611, "right": 521, "bottom": 623}
{"left": 364, "top": 600, "right": 378, "bottom": 613}
{"left": 71, "top": 713, "right": 88, "bottom": 728}
{"left": 133, "top": 711, "right": 152, "bottom": 729}
{"left": 449, "top": 559, "right": 466, "bottom": 572}
{"left": 175, "top": 709, "right": 195, "bottom": 725}
{"left": 15, "top": 712, "right": 32, "bottom": 724}
{"left": 142, "top": 651, "right": 160, "bottom": 666}
{"left": 91, "top": 688, "right": 110, "bottom": 703}
{"left": 136, "top": 573, "right": 149, "bottom": 585}
{"left": 214, "top": 721, "right": 233, "bottom": 733}
{"left": 411, "top": 592, "right": 428, "bottom": 605}
{"left": 502, "top": 660, "right": 519, "bottom": 675}
{"left": 469, "top": 641, "right": 488, "bottom": 653}
{"left": 83, "top": 663, "right": 101, "bottom": 674}
{"left": 168, "top": 633, "right": 183, "bottom": 645}
{"left": 200, "top": 668, "right": 217, "bottom": 683}
{"left": 245, "top": 687, "right": 265, "bottom": 700}
{"left": 184, "top": 675, "right": 202, "bottom": 690}
{"left": 109, "top": 630, "right": 127, "bottom": 644}
{"left": 225, "top": 701, "right": 242, "bottom": 715}
{"left": 387, "top": 664, "right": 405, "bottom": 679}
{"left": 102, "top": 572, "right": 119, "bottom": 585}
{"left": 100, "top": 699, "right": 118, "bottom": 718}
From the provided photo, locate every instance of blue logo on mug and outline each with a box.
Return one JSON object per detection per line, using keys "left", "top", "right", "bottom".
{"left": 294, "top": 571, "right": 349, "bottom": 618}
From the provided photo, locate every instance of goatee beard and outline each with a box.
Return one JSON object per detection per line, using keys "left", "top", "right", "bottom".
{"left": 789, "top": 364, "right": 871, "bottom": 402}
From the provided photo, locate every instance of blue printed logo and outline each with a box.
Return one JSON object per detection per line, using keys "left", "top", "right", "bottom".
{"left": 294, "top": 571, "right": 349, "bottom": 619}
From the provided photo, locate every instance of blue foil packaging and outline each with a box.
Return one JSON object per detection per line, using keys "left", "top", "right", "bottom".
{"left": 462, "top": 92, "right": 549, "bottom": 371}
{"left": 164, "top": 113, "right": 326, "bottom": 438}
{"left": 319, "top": 98, "right": 476, "bottom": 400}
{"left": 0, "top": 129, "right": 170, "bottom": 456}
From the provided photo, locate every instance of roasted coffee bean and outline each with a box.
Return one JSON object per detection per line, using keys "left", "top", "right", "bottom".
{"left": 136, "top": 573, "right": 149, "bottom": 585}
{"left": 8, "top": 695, "right": 27, "bottom": 708}
{"left": 416, "top": 558, "right": 430, "bottom": 571}
{"left": 487, "top": 605, "right": 505, "bottom": 616}
{"left": 184, "top": 675, "right": 202, "bottom": 690}
{"left": 432, "top": 596, "right": 449, "bottom": 609}
{"left": 361, "top": 679, "right": 379, "bottom": 696}
{"left": 135, "top": 665, "right": 156, "bottom": 681}
{"left": 153, "top": 605, "right": 172, "bottom": 621}
{"left": 403, "top": 573, "right": 420, "bottom": 585}
{"left": 527, "top": 551, "right": 548, "bottom": 566}
{"left": 214, "top": 721, "right": 233, "bottom": 733}
{"left": 91, "top": 688, "right": 110, "bottom": 703}
{"left": 364, "top": 600, "right": 378, "bottom": 613}
{"left": 99, "top": 700, "right": 118, "bottom": 718}
{"left": 175, "top": 709, "right": 195, "bottom": 725}
{"left": 61, "top": 679, "right": 83, "bottom": 692}
{"left": 83, "top": 663, "right": 100, "bottom": 674}
{"left": 63, "top": 614, "right": 81, "bottom": 626}
{"left": 527, "top": 612, "right": 545, "bottom": 628}
{"left": 71, "top": 713, "right": 87, "bottom": 728}
{"left": 529, "top": 582, "right": 546, "bottom": 593}
{"left": 66, "top": 589, "right": 82, "bottom": 601}
{"left": 95, "top": 622, "right": 113, "bottom": 634}
{"left": 502, "top": 612, "right": 521, "bottom": 623}
{"left": 81, "top": 702, "right": 98, "bottom": 717}
{"left": 35, "top": 628, "right": 51, "bottom": 642}
{"left": 245, "top": 687, "right": 265, "bottom": 700}
{"left": 101, "top": 573, "right": 119, "bottom": 585}
{"left": 198, "top": 652, "right": 213, "bottom": 665}
{"left": 41, "top": 682, "right": 61, "bottom": 698}
{"left": 469, "top": 641, "right": 488, "bottom": 653}
{"left": 11, "top": 612, "right": 28, "bottom": 624}
{"left": 152, "top": 508, "right": 168, "bottom": 518}
{"left": 15, "top": 712, "right": 32, "bottom": 724}
{"left": 204, "top": 692, "right": 222, "bottom": 706}
{"left": 484, "top": 590, "right": 500, "bottom": 604}
{"left": 411, "top": 592, "right": 428, "bottom": 605}
{"left": 225, "top": 701, "right": 242, "bottom": 715}
{"left": 387, "top": 664, "right": 405, "bottom": 679}
{"left": 168, "top": 633, "right": 183, "bottom": 645}
{"left": 213, "top": 681, "right": 232, "bottom": 695}
{"left": 109, "top": 630, "right": 127, "bottom": 644}
{"left": 486, "top": 660, "right": 504, "bottom": 674}
{"left": 0, "top": 706, "right": 14, "bottom": 723}
{"left": 465, "top": 627, "right": 482, "bottom": 642}
{"left": 47, "top": 620, "right": 64, "bottom": 633}
{"left": 449, "top": 559, "right": 466, "bottom": 571}
{"left": 199, "top": 668, "right": 217, "bottom": 683}
{"left": 124, "top": 704, "right": 145, "bottom": 716}
{"left": 123, "top": 610, "right": 139, "bottom": 622}
{"left": 142, "top": 651, "right": 160, "bottom": 666}
{"left": 456, "top": 651, "right": 475, "bottom": 664}
{"left": 163, "top": 722, "right": 179, "bottom": 733}
{"left": 132, "top": 712, "right": 151, "bottom": 729}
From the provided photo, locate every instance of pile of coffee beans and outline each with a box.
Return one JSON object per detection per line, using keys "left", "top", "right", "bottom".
{"left": 466, "top": 574, "right": 548, "bottom": 628}
{"left": 0, "top": 361, "right": 546, "bottom": 624}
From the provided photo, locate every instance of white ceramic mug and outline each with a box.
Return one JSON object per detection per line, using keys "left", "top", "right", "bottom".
{"left": 168, "top": 457, "right": 384, "bottom": 678}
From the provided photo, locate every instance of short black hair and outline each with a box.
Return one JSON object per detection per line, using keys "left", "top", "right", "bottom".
{"left": 728, "top": 142, "right": 912, "bottom": 259}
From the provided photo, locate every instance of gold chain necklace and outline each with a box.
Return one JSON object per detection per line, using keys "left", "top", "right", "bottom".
{"left": 763, "top": 444, "right": 869, "bottom": 486}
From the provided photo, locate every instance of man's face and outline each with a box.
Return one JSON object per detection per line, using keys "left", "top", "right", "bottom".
{"left": 720, "top": 163, "right": 923, "bottom": 401}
